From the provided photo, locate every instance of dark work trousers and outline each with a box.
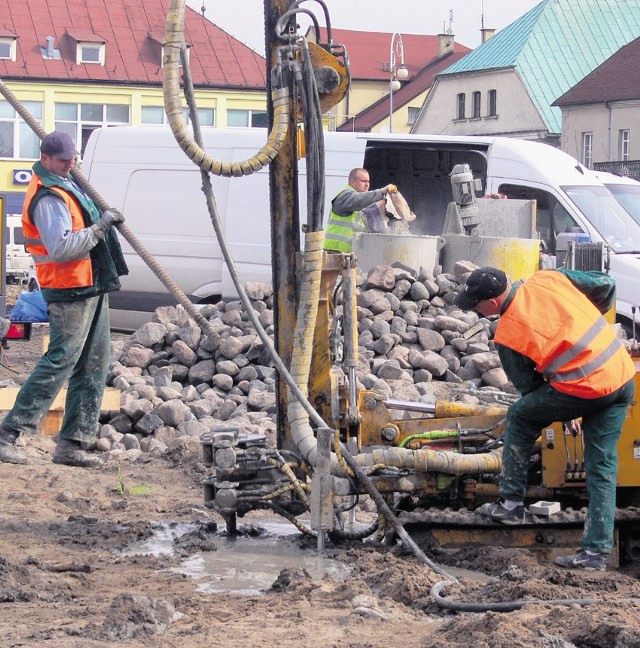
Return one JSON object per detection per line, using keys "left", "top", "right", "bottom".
{"left": 499, "top": 378, "right": 635, "bottom": 553}
{"left": 4, "top": 294, "right": 110, "bottom": 443}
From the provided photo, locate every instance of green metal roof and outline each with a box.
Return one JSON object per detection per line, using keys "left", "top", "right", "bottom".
{"left": 439, "top": 0, "right": 640, "bottom": 134}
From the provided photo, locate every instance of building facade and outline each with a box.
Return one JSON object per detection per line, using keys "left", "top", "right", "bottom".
{"left": 553, "top": 37, "right": 640, "bottom": 172}
{"left": 412, "top": 0, "right": 640, "bottom": 146}
{"left": 0, "top": 0, "right": 267, "bottom": 217}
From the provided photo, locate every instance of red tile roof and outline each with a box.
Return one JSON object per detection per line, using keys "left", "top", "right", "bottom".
{"left": 553, "top": 36, "right": 640, "bottom": 106}
{"left": 316, "top": 27, "right": 471, "bottom": 81}
{"left": 0, "top": 0, "right": 266, "bottom": 89}
{"left": 337, "top": 44, "right": 471, "bottom": 132}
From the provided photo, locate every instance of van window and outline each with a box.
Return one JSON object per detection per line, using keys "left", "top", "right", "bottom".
{"left": 563, "top": 184, "right": 640, "bottom": 253}
{"left": 498, "top": 184, "right": 582, "bottom": 254}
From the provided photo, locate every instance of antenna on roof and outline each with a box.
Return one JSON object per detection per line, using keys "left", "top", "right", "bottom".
{"left": 446, "top": 9, "right": 454, "bottom": 36}
{"left": 200, "top": 4, "right": 206, "bottom": 17}
{"left": 481, "top": 0, "right": 485, "bottom": 29}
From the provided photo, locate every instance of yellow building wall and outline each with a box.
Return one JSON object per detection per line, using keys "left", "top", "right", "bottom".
{"left": 370, "top": 88, "right": 430, "bottom": 134}
{"left": 0, "top": 80, "right": 266, "bottom": 214}
{"left": 325, "top": 81, "right": 429, "bottom": 135}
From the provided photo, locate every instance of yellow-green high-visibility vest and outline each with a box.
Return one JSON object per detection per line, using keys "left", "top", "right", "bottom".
{"left": 324, "top": 185, "right": 365, "bottom": 253}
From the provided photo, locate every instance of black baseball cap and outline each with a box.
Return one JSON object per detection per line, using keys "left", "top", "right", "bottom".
{"left": 454, "top": 267, "right": 508, "bottom": 310}
{"left": 40, "top": 131, "right": 79, "bottom": 160}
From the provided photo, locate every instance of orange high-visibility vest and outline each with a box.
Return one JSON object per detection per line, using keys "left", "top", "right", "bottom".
{"left": 494, "top": 271, "right": 634, "bottom": 398}
{"left": 22, "top": 175, "right": 93, "bottom": 289}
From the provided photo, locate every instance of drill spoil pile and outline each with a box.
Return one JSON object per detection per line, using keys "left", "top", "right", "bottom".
{"left": 102, "top": 260, "right": 520, "bottom": 462}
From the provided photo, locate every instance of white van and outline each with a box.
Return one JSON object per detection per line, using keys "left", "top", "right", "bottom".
{"left": 360, "top": 134, "right": 640, "bottom": 335}
{"left": 592, "top": 171, "right": 640, "bottom": 225}
{"left": 82, "top": 127, "right": 640, "bottom": 332}
{"left": 82, "top": 126, "right": 367, "bottom": 330}
{"left": 5, "top": 214, "right": 31, "bottom": 285}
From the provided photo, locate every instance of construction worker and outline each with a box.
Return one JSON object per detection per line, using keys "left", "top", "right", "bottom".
{"left": 323, "top": 167, "right": 397, "bottom": 253}
{"left": 455, "top": 267, "right": 635, "bottom": 570}
{"left": 0, "top": 131, "right": 128, "bottom": 468}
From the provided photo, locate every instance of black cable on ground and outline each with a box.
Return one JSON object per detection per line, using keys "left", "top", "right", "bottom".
{"left": 431, "top": 579, "right": 628, "bottom": 612}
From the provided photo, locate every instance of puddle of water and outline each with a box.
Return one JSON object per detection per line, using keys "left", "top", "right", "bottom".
{"left": 123, "top": 518, "right": 351, "bottom": 595}
{"left": 121, "top": 522, "right": 200, "bottom": 557}
{"left": 176, "top": 533, "right": 351, "bottom": 595}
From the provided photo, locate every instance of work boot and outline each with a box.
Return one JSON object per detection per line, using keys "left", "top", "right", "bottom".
{"left": 0, "top": 424, "right": 28, "bottom": 465}
{"left": 554, "top": 550, "right": 606, "bottom": 571}
{"left": 52, "top": 438, "right": 103, "bottom": 468}
{"left": 477, "top": 499, "right": 530, "bottom": 525}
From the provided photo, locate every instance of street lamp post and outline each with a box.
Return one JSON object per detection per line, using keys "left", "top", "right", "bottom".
{"left": 389, "top": 32, "right": 408, "bottom": 133}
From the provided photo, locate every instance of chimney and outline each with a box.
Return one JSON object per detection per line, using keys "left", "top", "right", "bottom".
{"left": 45, "top": 35, "right": 55, "bottom": 58}
{"left": 480, "top": 28, "right": 496, "bottom": 43}
{"left": 438, "top": 32, "right": 454, "bottom": 56}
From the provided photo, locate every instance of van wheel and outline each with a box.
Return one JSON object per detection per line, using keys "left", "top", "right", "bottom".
{"left": 28, "top": 278, "right": 39, "bottom": 293}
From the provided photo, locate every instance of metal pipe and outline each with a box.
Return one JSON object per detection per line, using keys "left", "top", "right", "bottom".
{"left": 384, "top": 399, "right": 437, "bottom": 414}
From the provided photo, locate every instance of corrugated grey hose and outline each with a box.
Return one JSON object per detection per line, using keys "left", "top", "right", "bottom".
{"left": 0, "top": 78, "right": 219, "bottom": 338}
{"left": 160, "top": 1, "right": 461, "bottom": 579}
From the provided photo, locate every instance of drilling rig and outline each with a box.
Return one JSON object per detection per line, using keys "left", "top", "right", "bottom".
{"left": 159, "top": 0, "right": 640, "bottom": 563}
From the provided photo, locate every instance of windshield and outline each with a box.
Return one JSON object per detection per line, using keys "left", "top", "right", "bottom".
{"left": 604, "top": 182, "right": 640, "bottom": 226}
{"left": 562, "top": 184, "right": 640, "bottom": 253}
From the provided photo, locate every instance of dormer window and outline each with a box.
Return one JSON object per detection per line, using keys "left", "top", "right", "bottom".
{"left": 0, "top": 35, "right": 17, "bottom": 62}
{"left": 67, "top": 31, "right": 106, "bottom": 66}
{"left": 161, "top": 44, "right": 190, "bottom": 67}
{"left": 77, "top": 41, "right": 105, "bottom": 65}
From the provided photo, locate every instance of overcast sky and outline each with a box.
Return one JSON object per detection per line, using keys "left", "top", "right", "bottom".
{"left": 188, "top": 0, "right": 543, "bottom": 54}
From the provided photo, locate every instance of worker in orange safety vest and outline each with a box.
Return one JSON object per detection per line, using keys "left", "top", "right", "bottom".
{"left": 454, "top": 266, "right": 635, "bottom": 571}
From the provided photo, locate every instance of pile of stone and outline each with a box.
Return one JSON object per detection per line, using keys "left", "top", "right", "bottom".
{"left": 101, "top": 261, "right": 514, "bottom": 461}
{"left": 353, "top": 260, "right": 512, "bottom": 400}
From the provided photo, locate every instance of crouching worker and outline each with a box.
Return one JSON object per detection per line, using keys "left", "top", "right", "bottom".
{"left": 0, "top": 131, "right": 128, "bottom": 468}
{"left": 454, "top": 267, "right": 635, "bottom": 570}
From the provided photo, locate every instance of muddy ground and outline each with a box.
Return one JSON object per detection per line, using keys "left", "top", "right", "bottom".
{"left": 2, "top": 290, "right": 640, "bottom": 647}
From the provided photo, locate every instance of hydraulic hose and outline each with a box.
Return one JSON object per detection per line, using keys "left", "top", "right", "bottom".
{"left": 430, "top": 579, "right": 640, "bottom": 612}
{"left": 163, "top": 0, "right": 289, "bottom": 177}
{"left": 0, "top": 79, "right": 219, "bottom": 338}
{"left": 164, "top": 0, "right": 461, "bottom": 581}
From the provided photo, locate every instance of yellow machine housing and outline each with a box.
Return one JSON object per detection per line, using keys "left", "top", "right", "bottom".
{"left": 541, "top": 359, "right": 640, "bottom": 489}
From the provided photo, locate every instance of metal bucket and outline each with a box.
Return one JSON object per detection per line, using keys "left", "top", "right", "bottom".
{"left": 352, "top": 232, "right": 445, "bottom": 276}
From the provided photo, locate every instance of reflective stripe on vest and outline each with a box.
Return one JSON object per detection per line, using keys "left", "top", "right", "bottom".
{"left": 22, "top": 175, "right": 93, "bottom": 289}
{"left": 494, "top": 271, "right": 635, "bottom": 398}
{"left": 324, "top": 186, "right": 364, "bottom": 253}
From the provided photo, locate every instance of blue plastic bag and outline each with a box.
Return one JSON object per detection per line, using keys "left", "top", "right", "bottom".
{"left": 9, "top": 290, "right": 48, "bottom": 322}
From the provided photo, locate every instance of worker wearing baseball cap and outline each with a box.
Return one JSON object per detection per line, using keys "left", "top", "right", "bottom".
{"left": 0, "top": 131, "right": 128, "bottom": 468}
{"left": 455, "top": 266, "right": 635, "bottom": 570}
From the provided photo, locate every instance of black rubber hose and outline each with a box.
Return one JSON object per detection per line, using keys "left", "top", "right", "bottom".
{"left": 432, "top": 579, "right": 605, "bottom": 612}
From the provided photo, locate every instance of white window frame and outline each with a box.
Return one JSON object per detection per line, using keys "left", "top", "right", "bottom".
{"left": 581, "top": 132, "right": 593, "bottom": 168}
{"left": 487, "top": 89, "right": 497, "bottom": 117}
{"left": 0, "top": 100, "right": 43, "bottom": 159}
{"left": 55, "top": 102, "right": 129, "bottom": 154}
{"left": 0, "top": 37, "right": 17, "bottom": 62}
{"left": 619, "top": 129, "right": 630, "bottom": 162}
{"left": 456, "top": 93, "right": 465, "bottom": 120}
{"left": 472, "top": 91, "right": 481, "bottom": 119}
{"left": 141, "top": 106, "right": 215, "bottom": 127}
{"left": 407, "top": 107, "right": 419, "bottom": 126}
{"left": 227, "top": 109, "right": 268, "bottom": 128}
{"left": 161, "top": 44, "right": 190, "bottom": 68}
{"left": 76, "top": 41, "right": 105, "bottom": 65}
